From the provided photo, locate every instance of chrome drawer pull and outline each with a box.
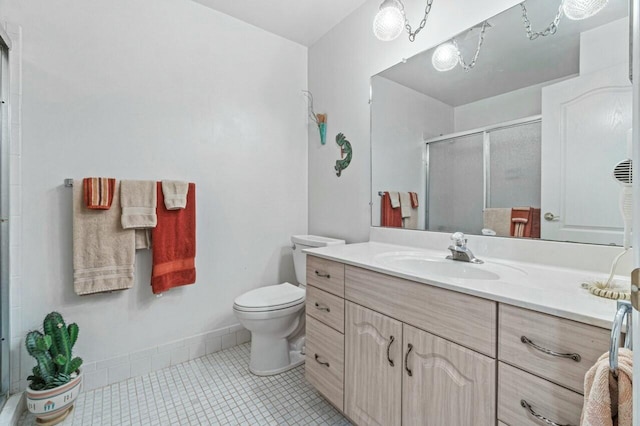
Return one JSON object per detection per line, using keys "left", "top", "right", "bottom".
{"left": 404, "top": 343, "right": 413, "bottom": 376}
{"left": 314, "top": 354, "right": 330, "bottom": 367}
{"left": 521, "top": 400, "right": 575, "bottom": 426}
{"left": 315, "top": 270, "right": 331, "bottom": 279}
{"left": 520, "top": 336, "right": 581, "bottom": 362}
{"left": 314, "top": 302, "right": 330, "bottom": 312}
{"left": 387, "top": 335, "right": 395, "bottom": 367}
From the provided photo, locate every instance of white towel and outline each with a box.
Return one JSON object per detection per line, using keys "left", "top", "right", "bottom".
{"left": 73, "top": 180, "right": 135, "bottom": 295}
{"left": 162, "top": 181, "right": 189, "bottom": 210}
{"left": 120, "top": 180, "right": 157, "bottom": 229}
{"left": 388, "top": 191, "right": 400, "bottom": 209}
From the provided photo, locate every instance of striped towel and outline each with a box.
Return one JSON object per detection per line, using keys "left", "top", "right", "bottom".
{"left": 409, "top": 192, "right": 419, "bottom": 208}
{"left": 83, "top": 177, "right": 116, "bottom": 210}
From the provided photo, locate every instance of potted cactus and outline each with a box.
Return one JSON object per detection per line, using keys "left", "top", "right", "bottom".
{"left": 25, "top": 312, "right": 83, "bottom": 425}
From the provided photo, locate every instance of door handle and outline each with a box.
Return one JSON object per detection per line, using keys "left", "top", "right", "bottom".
{"left": 543, "top": 212, "right": 560, "bottom": 222}
{"left": 404, "top": 343, "right": 413, "bottom": 376}
{"left": 386, "top": 336, "right": 395, "bottom": 367}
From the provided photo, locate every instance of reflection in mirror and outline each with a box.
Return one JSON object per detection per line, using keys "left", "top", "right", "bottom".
{"left": 371, "top": 0, "right": 631, "bottom": 246}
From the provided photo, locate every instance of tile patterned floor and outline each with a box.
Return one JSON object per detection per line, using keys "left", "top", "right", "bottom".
{"left": 19, "top": 343, "right": 349, "bottom": 425}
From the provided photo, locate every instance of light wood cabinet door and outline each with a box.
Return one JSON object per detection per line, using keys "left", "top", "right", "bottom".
{"left": 402, "top": 324, "right": 496, "bottom": 426}
{"left": 345, "top": 302, "right": 402, "bottom": 426}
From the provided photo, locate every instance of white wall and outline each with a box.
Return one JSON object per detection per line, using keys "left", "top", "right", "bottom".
{"left": 1, "top": 0, "right": 308, "bottom": 391}
{"left": 453, "top": 78, "right": 567, "bottom": 132}
{"left": 308, "top": 0, "right": 522, "bottom": 243}
{"left": 371, "top": 76, "right": 453, "bottom": 229}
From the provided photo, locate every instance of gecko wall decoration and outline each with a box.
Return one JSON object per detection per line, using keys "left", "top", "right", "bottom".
{"left": 335, "top": 133, "right": 352, "bottom": 177}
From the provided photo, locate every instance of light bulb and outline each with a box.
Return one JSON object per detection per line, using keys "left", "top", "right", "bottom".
{"left": 432, "top": 43, "right": 459, "bottom": 72}
{"left": 373, "top": 0, "right": 405, "bottom": 41}
{"left": 563, "top": 0, "right": 609, "bottom": 20}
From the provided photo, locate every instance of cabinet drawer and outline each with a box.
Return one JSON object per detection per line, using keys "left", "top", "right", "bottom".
{"left": 306, "top": 256, "right": 345, "bottom": 297}
{"left": 498, "top": 304, "right": 610, "bottom": 393}
{"left": 499, "top": 362, "right": 583, "bottom": 426}
{"left": 305, "top": 315, "right": 344, "bottom": 411}
{"left": 306, "top": 285, "right": 344, "bottom": 333}
{"left": 345, "top": 266, "right": 497, "bottom": 357}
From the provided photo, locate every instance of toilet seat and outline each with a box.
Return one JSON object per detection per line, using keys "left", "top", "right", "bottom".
{"left": 233, "top": 283, "right": 305, "bottom": 313}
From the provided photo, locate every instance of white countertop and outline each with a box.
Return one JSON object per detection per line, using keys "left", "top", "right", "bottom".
{"left": 304, "top": 242, "right": 624, "bottom": 330}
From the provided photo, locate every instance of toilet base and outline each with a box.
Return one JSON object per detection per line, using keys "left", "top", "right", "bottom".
{"left": 249, "top": 350, "right": 305, "bottom": 376}
{"left": 248, "top": 334, "right": 306, "bottom": 376}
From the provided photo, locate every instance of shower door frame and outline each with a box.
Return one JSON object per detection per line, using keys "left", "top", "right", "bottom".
{"left": 423, "top": 115, "right": 542, "bottom": 232}
{"left": 0, "top": 26, "right": 11, "bottom": 408}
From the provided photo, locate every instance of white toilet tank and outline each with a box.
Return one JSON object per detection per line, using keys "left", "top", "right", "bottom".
{"left": 291, "top": 235, "right": 345, "bottom": 287}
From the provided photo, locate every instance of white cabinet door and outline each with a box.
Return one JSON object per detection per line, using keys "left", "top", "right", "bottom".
{"left": 344, "top": 302, "right": 402, "bottom": 426}
{"left": 541, "top": 65, "right": 632, "bottom": 244}
{"left": 402, "top": 324, "right": 495, "bottom": 426}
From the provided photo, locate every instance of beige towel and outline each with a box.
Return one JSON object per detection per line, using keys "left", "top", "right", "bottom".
{"left": 399, "top": 192, "right": 412, "bottom": 219}
{"left": 135, "top": 229, "right": 151, "bottom": 250}
{"left": 120, "top": 180, "right": 157, "bottom": 229}
{"left": 582, "top": 348, "right": 633, "bottom": 426}
{"left": 161, "top": 181, "right": 189, "bottom": 210}
{"left": 73, "top": 180, "right": 135, "bottom": 295}
{"left": 483, "top": 208, "right": 511, "bottom": 237}
{"left": 388, "top": 191, "right": 400, "bottom": 209}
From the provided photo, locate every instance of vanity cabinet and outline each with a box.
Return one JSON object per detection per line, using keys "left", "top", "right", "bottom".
{"left": 304, "top": 256, "right": 611, "bottom": 426}
{"left": 345, "top": 302, "right": 403, "bottom": 426}
{"left": 304, "top": 257, "right": 346, "bottom": 411}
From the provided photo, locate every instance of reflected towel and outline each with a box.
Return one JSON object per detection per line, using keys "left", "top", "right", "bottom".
{"left": 83, "top": 177, "right": 116, "bottom": 210}
{"left": 581, "top": 348, "right": 633, "bottom": 426}
{"left": 162, "top": 180, "right": 189, "bottom": 210}
{"left": 151, "top": 182, "right": 196, "bottom": 294}
{"left": 511, "top": 207, "right": 532, "bottom": 238}
{"left": 388, "top": 191, "right": 400, "bottom": 208}
{"left": 399, "top": 192, "right": 412, "bottom": 219}
{"left": 409, "top": 192, "right": 419, "bottom": 208}
{"left": 73, "top": 180, "right": 135, "bottom": 295}
{"left": 483, "top": 208, "right": 511, "bottom": 237}
{"left": 381, "top": 192, "right": 402, "bottom": 228}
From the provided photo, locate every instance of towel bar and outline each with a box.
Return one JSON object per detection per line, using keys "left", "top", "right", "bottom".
{"left": 609, "top": 300, "right": 633, "bottom": 374}
{"left": 64, "top": 178, "right": 73, "bottom": 187}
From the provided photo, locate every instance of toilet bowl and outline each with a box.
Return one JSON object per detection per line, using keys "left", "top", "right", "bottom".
{"left": 233, "top": 235, "right": 345, "bottom": 376}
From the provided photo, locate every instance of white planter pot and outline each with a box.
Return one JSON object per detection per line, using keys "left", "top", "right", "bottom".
{"left": 26, "top": 370, "right": 83, "bottom": 424}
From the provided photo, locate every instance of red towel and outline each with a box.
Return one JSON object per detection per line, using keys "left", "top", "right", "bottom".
{"left": 381, "top": 192, "right": 402, "bottom": 228}
{"left": 510, "top": 207, "right": 539, "bottom": 238}
{"left": 83, "top": 177, "right": 116, "bottom": 210}
{"left": 151, "top": 182, "right": 196, "bottom": 294}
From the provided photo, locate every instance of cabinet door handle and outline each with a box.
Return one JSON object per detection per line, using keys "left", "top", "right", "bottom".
{"left": 314, "top": 302, "right": 330, "bottom": 312}
{"left": 314, "top": 354, "right": 330, "bottom": 368}
{"left": 314, "top": 270, "right": 331, "bottom": 279}
{"left": 404, "top": 343, "right": 413, "bottom": 376}
{"left": 520, "top": 400, "right": 575, "bottom": 426}
{"left": 387, "top": 335, "right": 395, "bottom": 367}
{"left": 520, "top": 336, "right": 581, "bottom": 362}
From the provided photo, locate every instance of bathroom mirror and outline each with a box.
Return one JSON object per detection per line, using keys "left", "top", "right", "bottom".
{"left": 371, "top": 0, "right": 632, "bottom": 246}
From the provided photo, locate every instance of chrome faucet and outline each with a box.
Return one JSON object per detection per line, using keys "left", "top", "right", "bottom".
{"left": 447, "top": 232, "right": 483, "bottom": 264}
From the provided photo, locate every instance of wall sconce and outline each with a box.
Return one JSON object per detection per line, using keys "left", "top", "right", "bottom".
{"left": 373, "top": 0, "right": 435, "bottom": 42}
{"left": 303, "top": 90, "right": 327, "bottom": 145}
{"left": 431, "top": 22, "right": 488, "bottom": 72}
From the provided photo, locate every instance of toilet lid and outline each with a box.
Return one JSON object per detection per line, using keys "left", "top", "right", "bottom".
{"left": 233, "top": 283, "right": 305, "bottom": 312}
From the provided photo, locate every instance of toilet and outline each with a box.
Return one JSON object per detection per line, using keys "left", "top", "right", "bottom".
{"left": 233, "top": 235, "right": 345, "bottom": 376}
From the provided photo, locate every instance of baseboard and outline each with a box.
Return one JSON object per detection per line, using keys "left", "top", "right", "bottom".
{"left": 0, "top": 392, "right": 25, "bottom": 425}
{"left": 77, "top": 323, "right": 251, "bottom": 391}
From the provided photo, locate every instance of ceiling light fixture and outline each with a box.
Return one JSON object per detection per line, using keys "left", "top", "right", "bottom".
{"left": 520, "top": 0, "right": 609, "bottom": 41}
{"left": 562, "top": 0, "right": 609, "bottom": 20}
{"left": 432, "top": 22, "right": 488, "bottom": 72}
{"left": 431, "top": 43, "right": 459, "bottom": 72}
{"left": 373, "top": 0, "right": 435, "bottom": 42}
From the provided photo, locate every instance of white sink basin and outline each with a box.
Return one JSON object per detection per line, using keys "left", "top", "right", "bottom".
{"left": 374, "top": 252, "right": 527, "bottom": 281}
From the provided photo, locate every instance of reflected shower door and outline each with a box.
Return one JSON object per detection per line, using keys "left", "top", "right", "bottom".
{"left": 427, "top": 133, "right": 484, "bottom": 234}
